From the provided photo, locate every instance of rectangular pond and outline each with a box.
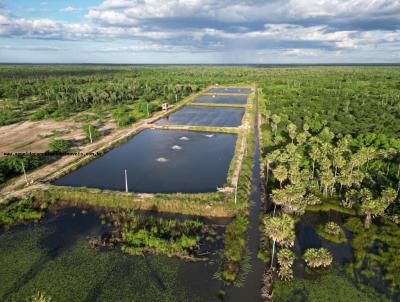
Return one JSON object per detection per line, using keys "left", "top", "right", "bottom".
{"left": 155, "top": 105, "right": 244, "bottom": 127}
{"left": 207, "top": 88, "right": 252, "bottom": 94}
{"left": 193, "top": 95, "right": 248, "bottom": 105}
{"left": 53, "top": 129, "right": 237, "bottom": 193}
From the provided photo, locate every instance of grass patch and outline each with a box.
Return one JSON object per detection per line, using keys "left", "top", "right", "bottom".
{"left": 273, "top": 271, "right": 388, "bottom": 302}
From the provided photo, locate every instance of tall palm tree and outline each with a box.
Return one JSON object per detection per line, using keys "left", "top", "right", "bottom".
{"left": 274, "top": 165, "right": 288, "bottom": 188}
{"left": 360, "top": 188, "right": 396, "bottom": 229}
{"left": 264, "top": 214, "right": 295, "bottom": 269}
{"left": 309, "top": 145, "right": 320, "bottom": 180}
{"left": 287, "top": 123, "right": 297, "bottom": 143}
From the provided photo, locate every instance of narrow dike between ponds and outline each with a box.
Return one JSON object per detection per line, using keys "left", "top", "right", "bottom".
{"left": 225, "top": 91, "right": 264, "bottom": 302}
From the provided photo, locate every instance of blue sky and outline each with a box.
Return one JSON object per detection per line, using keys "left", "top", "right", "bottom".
{"left": 0, "top": 0, "right": 399, "bottom": 63}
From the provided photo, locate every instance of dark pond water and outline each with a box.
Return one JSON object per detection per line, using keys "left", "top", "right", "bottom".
{"left": 155, "top": 105, "right": 244, "bottom": 127}
{"left": 193, "top": 95, "right": 248, "bottom": 105}
{"left": 225, "top": 90, "right": 264, "bottom": 302}
{"left": 293, "top": 211, "right": 353, "bottom": 279}
{"left": 207, "top": 88, "right": 252, "bottom": 94}
{"left": 0, "top": 207, "right": 224, "bottom": 302}
{"left": 54, "top": 129, "right": 237, "bottom": 193}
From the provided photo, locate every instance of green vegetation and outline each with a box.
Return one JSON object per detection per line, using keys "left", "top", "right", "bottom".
{"left": 0, "top": 197, "right": 44, "bottom": 227}
{"left": 82, "top": 124, "right": 101, "bottom": 143}
{"left": 277, "top": 248, "right": 296, "bottom": 281}
{"left": 344, "top": 217, "right": 400, "bottom": 299}
{"left": 316, "top": 222, "right": 347, "bottom": 244}
{"left": 273, "top": 271, "right": 388, "bottom": 302}
{"left": 259, "top": 67, "right": 400, "bottom": 300}
{"left": 34, "top": 187, "right": 234, "bottom": 217}
{"left": 25, "top": 292, "right": 52, "bottom": 302}
{"left": 0, "top": 156, "right": 44, "bottom": 187}
{"left": 263, "top": 214, "right": 295, "bottom": 269}
{"left": 48, "top": 139, "right": 71, "bottom": 153}
{"left": 0, "top": 223, "right": 208, "bottom": 302}
{"left": 112, "top": 211, "right": 213, "bottom": 258}
{"left": 221, "top": 215, "right": 248, "bottom": 283}
{"left": 303, "top": 248, "right": 333, "bottom": 268}
{"left": 0, "top": 108, "right": 21, "bottom": 126}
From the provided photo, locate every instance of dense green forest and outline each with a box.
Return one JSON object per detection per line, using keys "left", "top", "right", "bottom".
{"left": 259, "top": 67, "right": 400, "bottom": 301}
{"left": 1, "top": 65, "right": 400, "bottom": 301}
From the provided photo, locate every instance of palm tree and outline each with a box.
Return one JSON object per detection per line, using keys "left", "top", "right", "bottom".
{"left": 265, "top": 110, "right": 271, "bottom": 125}
{"left": 360, "top": 188, "right": 396, "bottom": 229}
{"left": 287, "top": 123, "right": 297, "bottom": 143}
{"left": 264, "top": 214, "right": 295, "bottom": 269}
{"left": 303, "top": 248, "right": 333, "bottom": 268}
{"left": 277, "top": 248, "right": 296, "bottom": 281}
{"left": 274, "top": 165, "right": 288, "bottom": 188}
{"left": 309, "top": 145, "right": 320, "bottom": 179}
{"left": 361, "top": 146, "right": 376, "bottom": 169}
{"left": 272, "top": 184, "right": 306, "bottom": 215}
{"left": 271, "top": 114, "right": 281, "bottom": 135}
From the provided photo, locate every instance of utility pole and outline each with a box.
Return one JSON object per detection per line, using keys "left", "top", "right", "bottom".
{"left": 21, "top": 161, "right": 28, "bottom": 186}
{"left": 125, "top": 169, "right": 128, "bottom": 193}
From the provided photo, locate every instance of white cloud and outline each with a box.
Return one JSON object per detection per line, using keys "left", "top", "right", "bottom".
{"left": 0, "top": 0, "right": 398, "bottom": 61}
{"left": 61, "top": 6, "right": 81, "bottom": 13}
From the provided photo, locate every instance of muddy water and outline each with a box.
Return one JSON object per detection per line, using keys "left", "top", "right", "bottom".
{"left": 207, "top": 88, "right": 252, "bottom": 94}
{"left": 54, "top": 129, "right": 237, "bottom": 193}
{"left": 155, "top": 105, "right": 244, "bottom": 127}
{"left": 193, "top": 95, "right": 248, "bottom": 105}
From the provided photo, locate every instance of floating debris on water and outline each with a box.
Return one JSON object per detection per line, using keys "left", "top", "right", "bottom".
{"left": 171, "top": 145, "right": 182, "bottom": 150}
{"left": 179, "top": 136, "right": 190, "bottom": 141}
{"left": 156, "top": 157, "right": 168, "bottom": 163}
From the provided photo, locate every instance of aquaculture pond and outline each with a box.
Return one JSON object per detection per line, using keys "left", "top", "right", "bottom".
{"left": 193, "top": 95, "right": 248, "bottom": 105}
{"left": 155, "top": 105, "right": 244, "bottom": 128}
{"left": 0, "top": 207, "right": 224, "bottom": 302}
{"left": 207, "top": 88, "right": 252, "bottom": 94}
{"left": 54, "top": 129, "right": 237, "bottom": 193}
{"left": 273, "top": 210, "right": 399, "bottom": 301}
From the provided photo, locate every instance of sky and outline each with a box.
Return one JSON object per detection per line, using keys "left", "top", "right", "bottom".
{"left": 0, "top": 0, "right": 399, "bottom": 64}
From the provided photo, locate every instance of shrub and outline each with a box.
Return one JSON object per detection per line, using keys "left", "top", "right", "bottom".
{"left": 25, "top": 292, "right": 52, "bottom": 302}
{"left": 324, "top": 222, "right": 341, "bottom": 236}
{"left": 278, "top": 266, "right": 294, "bottom": 281}
{"left": 317, "top": 221, "right": 347, "bottom": 244}
{"left": 277, "top": 248, "right": 296, "bottom": 268}
{"left": 82, "top": 124, "right": 100, "bottom": 143}
{"left": 48, "top": 139, "right": 71, "bottom": 153}
{"left": 303, "top": 248, "right": 333, "bottom": 268}
{"left": 0, "top": 108, "right": 21, "bottom": 125}
{"left": 277, "top": 248, "right": 296, "bottom": 281}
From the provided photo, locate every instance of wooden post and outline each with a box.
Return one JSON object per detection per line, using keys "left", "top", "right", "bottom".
{"left": 234, "top": 181, "right": 238, "bottom": 204}
{"left": 125, "top": 169, "right": 128, "bottom": 193}
{"left": 89, "top": 125, "right": 93, "bottom": 144}
{"left": 21, "top": 161, "right": 28, "bottom": 185}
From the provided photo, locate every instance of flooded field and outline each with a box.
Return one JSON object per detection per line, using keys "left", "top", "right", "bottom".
{"left": 207, "top": 88, "right": 252, "bottom": 94}
{"left": 0, "top": 207, "right": 223, "bottom": 302}
{"left": 193, "top": 95, "right": 248, "bottom": 105}
{"left": 54, "top": 129, "right": 237, "bottom": 193}
{"left": 155, "top": 105, "right": 244, "bottom": 127}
